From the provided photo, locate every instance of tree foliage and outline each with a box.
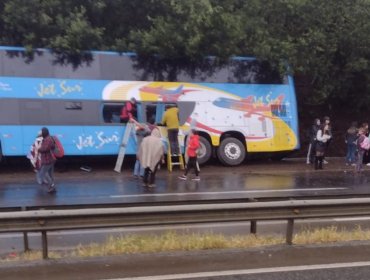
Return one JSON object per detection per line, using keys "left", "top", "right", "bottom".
{"left": 0, "top": 0, "right": 369, "bottom": 109}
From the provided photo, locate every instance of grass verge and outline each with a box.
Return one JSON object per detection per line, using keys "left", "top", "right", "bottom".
{"left": 2, "top": 226, "right": 370, "bottom": 262}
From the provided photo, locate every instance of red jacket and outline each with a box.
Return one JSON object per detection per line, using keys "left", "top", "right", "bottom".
{"left": 187, "top": 134, "right": 200, "bottom": 158}
{"left": 120, "top": 101, "right": 136, "bottom": 120}
{"left": 38, "top": 136, "right": 56, "bottom": 165}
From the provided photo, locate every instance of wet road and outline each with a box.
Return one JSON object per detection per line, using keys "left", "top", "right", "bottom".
{"left": 1, "top": 157, "right": 370, "bottom": 208}
{"left": 3, "top": 242, "right": 370, "bottom": 280}
{"left": 2, "top": 158, "right": 370, "bottom": 279}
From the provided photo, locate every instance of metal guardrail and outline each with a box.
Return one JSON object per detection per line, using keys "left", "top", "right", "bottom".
{"left": 2, "top": 197, "right": 370, "bottom": 259}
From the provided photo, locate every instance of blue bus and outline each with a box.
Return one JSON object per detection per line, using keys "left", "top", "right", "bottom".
{"left": 0, "top": 46, "right": 299, "bottom": 166}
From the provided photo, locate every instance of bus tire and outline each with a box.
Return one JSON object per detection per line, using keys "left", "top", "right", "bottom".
{"left": 217, "top": 137, "right": 246, "bottom": 166}
{"left": 197, "top": 136, "right": 212, "bottom": 165}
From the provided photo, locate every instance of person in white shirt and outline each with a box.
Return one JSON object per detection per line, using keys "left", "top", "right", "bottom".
{"left": 314, "top": 124, "right": 331, "bottom": 170}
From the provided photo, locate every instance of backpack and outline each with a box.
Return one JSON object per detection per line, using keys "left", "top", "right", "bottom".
{"left": 360, "top": 136, "right": 370, "bottom": 150}
{"left": 51, "top": 135, "right": 65, "bottom": 158}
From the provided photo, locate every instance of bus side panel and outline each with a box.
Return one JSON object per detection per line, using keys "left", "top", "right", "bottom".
{"left": 287, "top": 75, "right": 300, "bottom": 149}
{"left": 72, "top": 125, "right": 136, "bottom": 156}
{"left": 0, "top": 126, "right": 23, "bottom": 156}
{"left": 20, "top": 125, "right": 136, "bottom": 156}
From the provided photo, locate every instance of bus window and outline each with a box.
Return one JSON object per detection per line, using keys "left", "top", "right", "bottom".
{"left": 145, "top": 102, "right": 196, "bottom": 126}
{"left": 102, "top": 103, "right": 122, "bottom": 123}
{"left": 19, "top": 100, "right": 49, "bottom": 124}
{"left": 144, "top": 102, "right": 160, "bottom": 124}
{"left": 65, "top": 101, "right": 82, "bottom": 110}
{"left": 0, "top": 99, "right": 20, "bottom": 124}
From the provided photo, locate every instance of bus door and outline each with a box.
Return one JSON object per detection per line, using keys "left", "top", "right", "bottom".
{"left": 271, "top": 103, "right": 290, "bottom": 149}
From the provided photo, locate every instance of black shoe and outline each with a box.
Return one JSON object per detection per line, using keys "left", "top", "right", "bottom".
{"left": 47, "top": 186, "right": 56, "bottom": 193}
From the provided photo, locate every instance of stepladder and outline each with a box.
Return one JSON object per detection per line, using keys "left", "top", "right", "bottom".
{"left": 167, "top": 136, "right": 185, "bottom": 172}
{"left": 114, "top": 122, "right": 137, "bottom": 173}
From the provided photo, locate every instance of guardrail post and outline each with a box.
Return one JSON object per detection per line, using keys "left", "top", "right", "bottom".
{"left": 250, "top": 220, "right": 257, "bottom": 234}
{"left": 23, "top": 232, "right": 29, "bottom": 252}
{"left": 21, "top": 207, "right": 29, "bottom": 252}
{"left": 41, "top": 231, "right": 48, "bottom": 259}
{"left": 286, "top": 219, "right": 294, "bottom": 245}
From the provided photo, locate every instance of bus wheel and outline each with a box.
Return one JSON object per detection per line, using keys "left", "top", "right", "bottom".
{"left": 197, "top": 136, "right": 212, "bottom": 165}
{"left": 217, "top": 137, "right": 246, "bottom": 166}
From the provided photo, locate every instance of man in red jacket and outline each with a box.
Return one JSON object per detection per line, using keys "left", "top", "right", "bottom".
{"left": 178, "top": 129, "right": 200, "bottom": 181}
{"left": 38, "top": 127, "right": 57, "bottom": 193}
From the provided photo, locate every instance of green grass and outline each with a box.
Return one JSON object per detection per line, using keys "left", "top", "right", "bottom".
{"left": 2, "top": 226, "right": 370, "bottom": 261}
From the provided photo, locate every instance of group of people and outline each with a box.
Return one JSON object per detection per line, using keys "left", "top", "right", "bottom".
{"left": 345, "top": 122, "right": 370, "bottom": 173}
{"left": 27, "top": 127, "right": 57, "bottom": 193}
{"left": 306, "top": 116, "right": 370, "bottom": 173}
{"left": 120, "top": 98, "right": 200, "bottom": 188}
{"left": 306, "top": 116, "right": 332, "bottom": 170}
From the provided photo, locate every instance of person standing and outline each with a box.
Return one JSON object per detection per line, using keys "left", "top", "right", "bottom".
{"left": 185, "top": 112, "right": 199, "bottom": 164}
{"left": 133, "top": 123, "right": 151, "bottom": 179}
{"left": 179, "top": 129, "right": 200, "bottom": 181}
{"left": 138, "top": 128, "right": 165, "bottom": 188}
{"left": 361, "top": 123, "right": 370, "bottom": 166}
{"left": 27, "top": 131, "right": 43, "bottom": 183}
{"left": 356, "top": 128, "right": 367, "bottom": 173}
{"left": 314, "top": 123, "right": 331, "bottom": 170}
{"left": 161, "top": 104, "right": 180, "bottom": 155}
{"left": 37, "top": 127, "right": 56, "bottom": 193}
{"left": 322, "top": 116, "right": 332, "bottom": 164}
{"left": 306, "top": 118, "right": 320, "bottom": 164}
{"left": 120, "top": 97, "right": 137, "bottom": 123}
{"left": 345, "top": 122, "right": 358, "bottom": 166}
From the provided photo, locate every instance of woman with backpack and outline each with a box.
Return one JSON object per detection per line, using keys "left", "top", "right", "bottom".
{"left": 38, "top": 127, "right": 57, "bottom": 193}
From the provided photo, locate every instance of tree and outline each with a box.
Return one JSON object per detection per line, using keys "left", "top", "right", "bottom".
{"left": 0, "top": 0, "right": 368, "bottom": 110}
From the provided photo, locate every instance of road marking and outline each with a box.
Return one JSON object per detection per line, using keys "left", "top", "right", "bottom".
{"left": 334, "top": 217, "right": 370, "bottom": 222}
{"left": 110, "top": 187, "right": 348, "bottom": 198}
{"left": 103, "top": 261, "right": 370, "bottom": 280}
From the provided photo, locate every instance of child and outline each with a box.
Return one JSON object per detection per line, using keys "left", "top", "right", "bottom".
{"left": 29, "top": 136, "right": 42, "bottom": 170}
{"left": 179, "top": 129, "right": 200, "bottom": 181}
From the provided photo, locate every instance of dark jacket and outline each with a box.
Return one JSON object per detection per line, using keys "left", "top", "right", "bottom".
{"left": 345, "top": 126, "right": 358, "bottom": 145}
{"left": 309, "top": 123, "right": 320, "bottom": 144}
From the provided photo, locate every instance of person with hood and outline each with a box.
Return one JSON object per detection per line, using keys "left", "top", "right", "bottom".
{"left": 306, "top": 118, "right": 321, "bottom": 164}
{"left": 178, "top": 129, "right": 200, "bottom": 181}
{"left": 345, "top": 122, "right": 358, "bottom": 166}
{"left": 37, "top": 127, "right": 56, "bottom": 193}
{"left": 138, "top": 128, "right": 165, "bottom": 188}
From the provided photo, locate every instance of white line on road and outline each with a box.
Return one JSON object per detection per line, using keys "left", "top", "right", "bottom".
{"left": 334, "top": 217, "right": 370, "bottom": 222}
{"left": 103, "top": 261, "right": 370, "bottom": 280}
{"left": 110, "top": 187, "right": 348, "bottom": 198}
